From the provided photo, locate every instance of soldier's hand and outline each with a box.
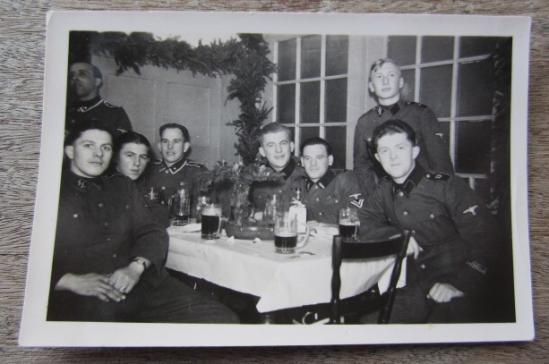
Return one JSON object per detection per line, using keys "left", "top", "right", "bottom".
{"left": 55, "top": 273, "right": 126, "bottom": 302}
{"left": 427, "top": 282, "right": 464, "bottom": 303}
{"left": 108, "top": 263, "right": 144, "bottom": 294}
{"left": 406, "top": 236, "right": 423, "bottom": 259}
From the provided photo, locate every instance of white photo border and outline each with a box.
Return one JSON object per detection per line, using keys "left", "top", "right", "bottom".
{"left": 19, "top": 10, "right": 533, "bottom": 347}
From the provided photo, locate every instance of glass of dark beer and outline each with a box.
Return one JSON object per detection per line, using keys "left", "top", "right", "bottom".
{"left": 339, "top": 207, "right": 360, "bottom": 241}
{"left": 201, "top": 203, "right": 222, "bottom": 240}
{"left": 274, "top": 211, "right": 309, "bottom": 254}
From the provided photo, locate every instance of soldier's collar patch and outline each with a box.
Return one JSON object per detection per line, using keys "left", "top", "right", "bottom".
{"left": 76, "top": 97, "right": 104, "bottom": 113}
{"left": 280, "top": 158, "right": 297, "bottom": 179}
{"left": 161, "top": 158, "right": 187, "bottom": 174}
{"left": 393, "top": 164, "right": 424, "bottom": 195}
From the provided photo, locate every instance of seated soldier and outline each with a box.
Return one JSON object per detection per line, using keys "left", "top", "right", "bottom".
{"left": 250, "top": 122, "right": 306, "bottom": 212}
{"left": 48, "top": 120, "right": 238, "bottom": 323}
{"left": 300, "top": 137, "right": 363, "bottom": 225}
{"left": 358, "top": 119, "right": 495, "bottom": 323}
{"left": 144, "top": 123, "right": 207, "bottom": 218}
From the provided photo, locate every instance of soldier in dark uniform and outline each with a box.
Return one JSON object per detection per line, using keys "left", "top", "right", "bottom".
{"left": 249, "top": 122, "right": 306, "bottom": 212}
{"left": 143, "top": 123, "right": 207, "bottom": 218}
{"left": 353, "top": 58, "right": 453, "bottom": 197}
{"left": 358, "top": 120, "right": 495, "bottom": 323}
{"left": 67, "top": 62, "right": 132, "bottom": 136}
{"left": 300, "top": 137, "right": 364, "bottom": 225}
{"left": 48, "top": 120, "right": 237, "bottom": 323}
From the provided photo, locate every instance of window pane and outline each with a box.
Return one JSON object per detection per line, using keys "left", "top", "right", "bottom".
{"left": 326, "top": 35, "right": 348, "bottom": 76}
{"left": 455, "top": 121, "right": 491, "bottom": 174}
{"left": 419, "top": 65, "right": 452, "bottom": 117}
{"left": 325, "top": 126, "right": 346, "bottom": 170}
{"left": 460, "top": 37, "right": 500, "bottom": 58}
{"left": 400, "top": 69, "right": 415, "bottom": 101}
{"left": 325, "top": 78, "right": 347, "bottom": 122}
{"left": 301, "top": 35, "right": 321, "bottom": 79}
{"left": 457, "top": 59, "right": 494, "bottom": 117}
{"left": 278, "top": 38, "right": 296, "bottom": 81}
{"left": 300, "top": 81, "right": 320, "bottom": 124}
{"left": 422, "top": 36, "right": 454, "bottom": 63}
{"left": 277, "top": 84, "right": 295, "bottom": 123}
{"left": 300, "top": 127, "right": 319, "bottom": 149}
{"left": 387, "top": 36, "right": 416, "bottom": 66}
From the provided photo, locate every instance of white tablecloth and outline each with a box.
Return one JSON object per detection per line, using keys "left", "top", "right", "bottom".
{"left": 166, "top": 227, "right": 405, "bottom": 313}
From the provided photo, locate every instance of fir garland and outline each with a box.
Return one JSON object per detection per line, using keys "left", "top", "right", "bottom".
{"left": 72, "top": 31, "right": 276, "bottom": 164}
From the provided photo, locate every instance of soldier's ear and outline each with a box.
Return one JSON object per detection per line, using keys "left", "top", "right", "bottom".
{"left": 412, "top": 145, "right": 420, "bottom": 159}
{"left": 328, "top": 155, "right": 334, "bottom": 166}
{"left": 65, "top": 145, "right": 74, "bottom": 160}
{"left": 259, "top": 146, "right": 266, "bottom": 158}
{"left": 94, "top": 77, "right": 102, "bottom": 89}
{"left": 374, "top": 153, "right": 380, "bottom": 163}
{"left": 368, "top": 81, "right": 375, "bottom": 94}
{"left": 183, "top": 142, "right": 191, "bottom": 153}
{"left": 290, "top": 141, "right": 295, "bottom": 153}
{"left": 399, "top": 76, "right": 404, "bottom": 89}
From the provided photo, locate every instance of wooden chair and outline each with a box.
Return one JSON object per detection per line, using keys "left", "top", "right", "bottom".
{"left": 330, "top": 231, "right": 411, "bottom": 324}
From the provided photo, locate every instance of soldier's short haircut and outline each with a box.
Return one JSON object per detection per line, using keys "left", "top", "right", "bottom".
{"left": 371, "top": 119, "right": 417, "bottom": 151}
{"left": 114, "top": 131, "right": 152, "bottom": 158}
{"left": 300, "top": 136, "right": 333, "bottom": 156}
{"left": 368, "top": 58, "right": 401, "bottom": 81}
{"left": 65, "top": 119, "right": 114, "bottom": 146}
{"left": 258, "top": 122, "right": 292, "bottom": 146}
{"left": 159, "top": 123, "right": 190, "bottom": 143}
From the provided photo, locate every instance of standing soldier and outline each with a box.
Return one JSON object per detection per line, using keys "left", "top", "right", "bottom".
{"left": 67, "top": 62, "right": 132, "bottom": 136}
{"left": 354, "top": 58, "right": 453, "bottom": 197}
{"left": 358, "top": 120, "right": 495, "bottom": 323}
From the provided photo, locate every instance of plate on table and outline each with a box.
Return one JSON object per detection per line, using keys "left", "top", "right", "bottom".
{"left": 224, "top": 221, "right": 274, "bottom": 240}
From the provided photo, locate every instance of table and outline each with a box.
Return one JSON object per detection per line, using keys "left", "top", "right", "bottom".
{"left": 166, "top": 226, "right": 405, "bottom": 313}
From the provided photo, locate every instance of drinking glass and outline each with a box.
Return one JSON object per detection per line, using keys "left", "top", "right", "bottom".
{"left": 201, "top": 203, "right": 222, "bottom": 239}
{"left": 339, "top": 207, "right": 360, "bottom": 241}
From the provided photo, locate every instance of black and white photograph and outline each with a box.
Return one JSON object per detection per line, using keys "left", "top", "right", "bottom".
{"left": 19, "top": 11, "right": 533, "bottom": 346}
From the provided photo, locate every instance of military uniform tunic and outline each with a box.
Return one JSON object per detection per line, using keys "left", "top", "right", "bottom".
{"left": 358, "top": 165, "right": 494, "bottom": 323}
{"left": 353, "top": 100, "right": 453, "bottom": 196}
{"left": 66, "top": 96, "right": 132, "bottom": 136}
{"left": 48, "top": 170, "right": 237, "bottom": 323}
{"left": 249, "top": 158, "right": 306, "bottom": 211}
{"left": 302, "top": 170, "right": 364, "bottom": 225}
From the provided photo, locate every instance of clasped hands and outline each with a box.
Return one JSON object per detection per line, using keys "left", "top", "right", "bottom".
{"left": 55, "top": 261, "right": 146, "bottom": 303}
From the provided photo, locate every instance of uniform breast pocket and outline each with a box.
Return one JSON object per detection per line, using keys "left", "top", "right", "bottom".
{"left": 413, "top": 209, "right": 457, "bottom": 245}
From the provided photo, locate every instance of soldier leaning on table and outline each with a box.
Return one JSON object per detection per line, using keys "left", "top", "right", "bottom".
{"left": 66, "top": 62, "right": 132, "bottom": 137}
{"left": 142, "top": 123, "right": 207, "bottom": 217}
{"left": 299, "top": 137, "right": 364, "bottom": 225}
{"left": 249, "top": 122, "right": 306, "bottom": 211}
{"left": 358, "top": 119, "right": 496, "bottom": 324}
{"left": 48, "top": 119, "right": 238, "bottom": 323}
{"left": 353, "top": 58, "right": 453, "bottom": 197}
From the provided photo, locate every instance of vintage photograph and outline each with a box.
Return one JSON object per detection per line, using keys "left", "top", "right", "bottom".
{"left": 19, "top": 11, "right": 533, "bottom": 346}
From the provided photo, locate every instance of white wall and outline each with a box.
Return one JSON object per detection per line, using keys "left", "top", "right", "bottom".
{"left": 92, "top": 55, "right": 240, "bottom": 168}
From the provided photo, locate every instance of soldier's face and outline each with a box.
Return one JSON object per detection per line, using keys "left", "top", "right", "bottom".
{"left": 259, "top": 131, "right": 294, "bottom": 172}
{"left": 69, "top": 63, "right": 100, "bottom": 101}
{"left": 65, "top": 129, "right": 113, "bottom": 178}
{"left": 116, "top": 142, "right": 150, "bottom": 180}
{"left": 159, "top": 128, "right": 189, "bottom": 166}
{"left": 301, "top": 144, "right": 333, "bottom": 182}
{"left": 375, "top": 132, "right": 420, "bottom": 184}
{"left": 368, "top": 62, "right": 404, "bottom": 105}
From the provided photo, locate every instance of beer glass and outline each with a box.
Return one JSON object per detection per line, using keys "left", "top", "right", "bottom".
{"left": 274, "top": 211, "right": 308, "bottom": 254}
{"left": 169, "top": 187, "right": 190, "bottom": 226}
{"left": 339, "top": 207, "right": 360, "bottom": 241}
{"left": 201, "top": 203, "right": 222, "bottom": 239}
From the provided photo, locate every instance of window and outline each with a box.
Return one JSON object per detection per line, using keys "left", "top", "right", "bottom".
{"left": 388, "top": 36, "right": 505, "bottom": 195}
{"left": 273, "top": 35, "right": 349, "bottom": 170}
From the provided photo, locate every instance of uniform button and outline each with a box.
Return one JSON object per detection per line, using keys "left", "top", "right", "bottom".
{"left": 319, "top": 212, "right": 323, "bottom": 216}
{"left": 161, "top": 186, "right": 166, "bottom": 190}
{"left": 165, "top": 170, "right": 169, "bottom": 174}
{"left": 72, "top": 213, "right": 78, "bottom": 218}
{"left": 107, "top": 237, "right": 112, "bottom": 242}
{"left": 411, "top": 230, "right": 416, "bottom": 235}
{"left": 426, "top": 173, "right": 431, "bottom": 178}
{"left": 334, "top": 199, "right": 339, "bottom": 203}
{"left": 104, "top": 222, "right": 109, "bottom": 227}
{"left": 112, "top": 253, "right": 117, "bottom": 258}
{"left": 316, "top": 197, "right": 320, "bottom": 202}
{"left": 398, "top": 192, "right": 404, "bottom": 197}
{"left": 429, "top": 213, "right": 435, "bottom": 219}
{"left": 420, "top": 264, "right": 426, "bottom": 269}
{"left": 98, "top": 202, "right": 104, "bottom": 208}
{"left": 403, "top": 211, "right": 409, "bottom": 216}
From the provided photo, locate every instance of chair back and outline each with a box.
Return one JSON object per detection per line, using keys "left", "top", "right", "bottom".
{"left": 330, "top": 231, "right": 411, "bottom": 324}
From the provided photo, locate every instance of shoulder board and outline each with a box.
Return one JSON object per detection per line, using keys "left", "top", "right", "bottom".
{"left": 424, "top": 172, "right": 450, "bottom": 181}
{"left": 103, "top": 101, "right": 121, "bottom": 109}
{"left": 186, "top": 160, "right": 206, "bottom": 168}
{"left": 405, "top": 101, "right": 427, "bottom": 108}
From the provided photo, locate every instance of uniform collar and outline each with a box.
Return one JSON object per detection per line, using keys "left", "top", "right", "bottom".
{"left": 75, "top": 96, "right": 103, "bottom": 113}
{"left": 306, "top": 169, "right": 336, "bottom": 191}
{"left": 161, "top": 158, "right": 188, "bottom": 174}
{"left": 276, "top": 158, "right": 296, "bottom": 180}
{"left": 63, "top": 169, "right": 103, "bottom": 191}
{"left": 392, "top": 164, "right": 425, "bottom": 196}
{"left": 375, "top": 99, "right": 404, "bottom": 116}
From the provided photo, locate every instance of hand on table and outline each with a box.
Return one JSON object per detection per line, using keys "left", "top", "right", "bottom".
{"left": 55, "top": 273, "right": 126, "bottom": 302}
{"left": 427, "top": 282, "right": 464, "bottom": 303}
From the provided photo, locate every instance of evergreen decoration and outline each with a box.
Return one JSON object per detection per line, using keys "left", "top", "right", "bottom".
{"left": 72, "top": 31, "right": 276, "bottom": 165}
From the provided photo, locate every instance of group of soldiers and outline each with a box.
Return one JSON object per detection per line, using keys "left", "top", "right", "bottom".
{"left": 48, "top": 58, "right": 499, "bottom": 324}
